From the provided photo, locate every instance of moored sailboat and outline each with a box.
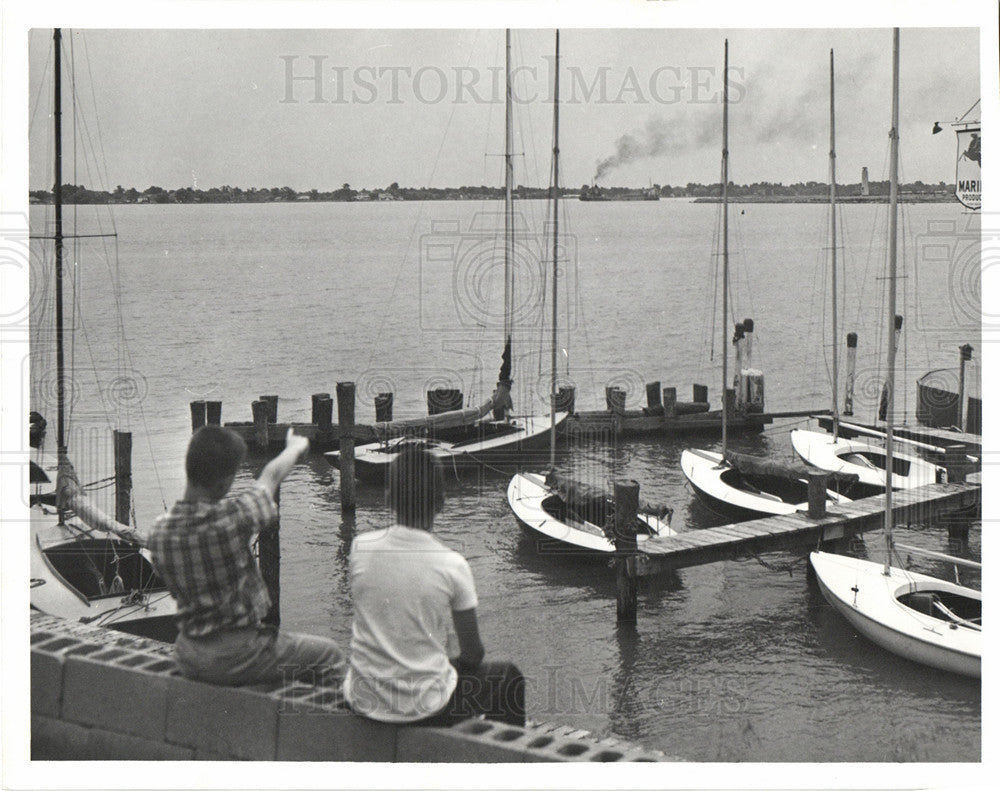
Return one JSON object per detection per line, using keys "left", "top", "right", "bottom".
{"left": 325, "top": 30, "right": 567, "bottom": 484}
{"left": 30, "top": 29, "right": 176, "bottom": 640}
{"left": 681, "top": 40, "right": 851, "bottom": 518}
{"left": 506, "top": 31, "right": 674, "bottom": 553}
{"left": 810, "top": 31, "right": 981, "bottom": 678}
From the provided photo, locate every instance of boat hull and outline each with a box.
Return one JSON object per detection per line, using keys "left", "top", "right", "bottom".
{"left": 507, "top": 471, "right": 672, "bottom": 555}
{"left": 680, "top": 448, "right": 850, "bottom": 519}
{"left": 327, "top": 413, "right": 567, "bottom": 483}
{"left": 810, "top": 551, "right": 980, "bottom": 678}
{"left": 790, "top": 429, "right": 944, "bottom": 491}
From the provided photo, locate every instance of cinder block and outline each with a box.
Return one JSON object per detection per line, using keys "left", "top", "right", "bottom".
{"left": 82, "top": 725, "right": 196, "bottom": 760}
{"left": 30, "top": 715, "right": 195, "bottom": 760}
{"left": 62, "top": 650, "right": 169, "bottom": 740}
{"left": 31, "top": 715, "right": 94, "bottom": 760}
{"left": 396, "top": 725, "right": 555, "bottom": 763}
{"left": 30, "top": 649, "right": 64, "bottom": 717}
{"left": 276, "top": 709, "right": 397, "bottom": 761}
{"left": 166, "top": 675, "right": 279, "bottom": 760}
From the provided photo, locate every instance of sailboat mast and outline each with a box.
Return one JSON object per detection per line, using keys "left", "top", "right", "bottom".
{"left": 721, "top": 39, "right": 730, "bottom": 455}
{"left": 53, "top": 28, "right": 67, "bottom": 456}
{"left": 883, "top": 28, "right": 900, "bottom": 576}
{"left": 829, "top": 49, "right": 840, "bottom": 440}
{"left": 504, "top": 29, "right": 514, "bottom": 355}
{"left": 549, "top": 30, "right": 560, "bottom": 468}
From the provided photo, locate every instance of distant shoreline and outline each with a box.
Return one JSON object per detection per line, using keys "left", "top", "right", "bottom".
{"left": 28, "top": 181, "right": 959, "bottom": 206}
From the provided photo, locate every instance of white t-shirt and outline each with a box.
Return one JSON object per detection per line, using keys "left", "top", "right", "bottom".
{"left": 343, "top": 524, "right": 478, "bottom": 722}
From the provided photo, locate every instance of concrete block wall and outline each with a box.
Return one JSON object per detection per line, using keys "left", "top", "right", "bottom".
{"left": 30, "top": 613, "right": 669, "bottom": 762}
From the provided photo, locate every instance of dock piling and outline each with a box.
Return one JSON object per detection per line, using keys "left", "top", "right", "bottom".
{"left": 724, "top": 388, "right": 736, "bottom": 418}
{"left": 189, "top": 400, "right": 207, "bottom": 432}
{"left": 645, "top": 382, "right": 662, "bottom": 411}
{"left": 260, "top": 488, "right": 280, "bottom": 627}
{"left": 205, "top": 400, "right": 222, "bottom": 426}
{"left": 113, "top": 429, "right": 132, "bottom": 525}
{"left": 260, "top": 395, "right": 278, "bottom": 423}
{"left": 944, "top": 444, "right": 968, "bottom": 484}
{"left": 337, "top": 382, "right": 356, "bottom": 511}
{"left": 555, "top": 385, "right": 576, "bottom": 414}
{"left": 662, "top": 387, "right": 677, "bottom": 418}
{"left": 375, "top": 392, "right": 394, "bottom": 422}
{"left": 251, "top": 400, "right": 270, "bottom": 449}
{"left": 807, "top": 470, "right": 829, "bottom": 519}
{"left": 693, "top": 383, "right": 708, "bottom": 404}
{"left": 312, "top": 393, "right": 333, "bottom": 439}
{"left": 613, "top": 480, "right": 641, "bottom": 623}
{"left": 606, "top": 386, "right": 626, "bottom": 415}
{"left": 958, "top": 344, "right": 973, "bottom": 432}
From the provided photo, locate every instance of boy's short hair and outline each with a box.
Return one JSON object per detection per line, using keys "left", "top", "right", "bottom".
{"left": 388, "top": 443, "right": 445, "bottom": 527}
{"left": 185, "top": 426, "right": 247, "bottom": 489}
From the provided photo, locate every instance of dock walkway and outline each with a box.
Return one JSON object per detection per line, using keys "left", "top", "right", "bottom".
{"left": 638, "top": 482, "right": 980, "bottom": 573}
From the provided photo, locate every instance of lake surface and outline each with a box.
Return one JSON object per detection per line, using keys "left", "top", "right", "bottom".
{"left": 29, "top": 199, "right": 981, "bottom": 761}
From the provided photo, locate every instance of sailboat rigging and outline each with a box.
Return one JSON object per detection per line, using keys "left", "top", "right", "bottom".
{"left": 507, "top": 31, "right": 674, "bottom": 554}
{"left": 680, "top": 41, "right": 852, "bottom": 518}
{"left": 809, "top": 31, "right": 981, "bottom": 678}
{"left": 324, "top": 30, "right": 567, "bottom": 483}
{"left": 30, "top": 29, "right": 176, "bottom": 640}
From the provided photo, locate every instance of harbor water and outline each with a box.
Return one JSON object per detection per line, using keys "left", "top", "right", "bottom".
{"left": 29, "top": 198, "right": 981, "bottom": 761}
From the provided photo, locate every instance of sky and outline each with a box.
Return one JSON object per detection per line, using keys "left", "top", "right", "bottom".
{"left": 25, "top": 26, "right": 980, "bottom": 193}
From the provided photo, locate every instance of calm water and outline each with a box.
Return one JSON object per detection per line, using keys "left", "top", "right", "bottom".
{"left": 29, "top": 199, "right": 981, "bottom": 761}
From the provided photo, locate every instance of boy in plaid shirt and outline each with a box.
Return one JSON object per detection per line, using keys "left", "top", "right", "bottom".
{"left": 149, "top": 425, "right": 343, "bottom": 686}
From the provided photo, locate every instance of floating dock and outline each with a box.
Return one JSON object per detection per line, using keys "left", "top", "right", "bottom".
{"left": 636, "top": 481, "right": 980, "bottom": 574}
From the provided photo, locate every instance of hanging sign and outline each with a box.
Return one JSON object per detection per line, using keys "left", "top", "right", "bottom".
{"left": 955, "top": 125, "right": 981, "bottom": 210}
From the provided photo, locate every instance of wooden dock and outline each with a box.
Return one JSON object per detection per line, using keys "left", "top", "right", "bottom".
{"left": 815, "top": 415, "right": 981, "bottom": 455}
{"left": 565, "top": 408, "right": 774, "bottom": 437}
{"left": 637, "top": 482, "right": 980, "bottom": 574}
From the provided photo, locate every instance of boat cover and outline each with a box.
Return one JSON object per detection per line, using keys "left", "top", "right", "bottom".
{"left": 723, "top": 450, "right": 859, "bottom": 487}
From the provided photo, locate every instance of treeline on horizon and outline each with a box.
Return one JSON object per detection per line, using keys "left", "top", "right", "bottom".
{"left": 29, "top": 179, "right": 954, "bottom": 205}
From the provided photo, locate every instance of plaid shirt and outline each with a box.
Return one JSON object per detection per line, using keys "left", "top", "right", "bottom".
{"left": 148, "top": 486, "right": 277, "bottom": 638}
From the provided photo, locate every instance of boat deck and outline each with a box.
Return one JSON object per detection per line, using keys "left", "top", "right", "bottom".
{"left": 637, "top": 481, "right": 980, "bottom": 574}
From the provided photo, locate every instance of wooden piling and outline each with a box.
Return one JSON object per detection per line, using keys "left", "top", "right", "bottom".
{"left": 606, "top": 386, "right": 626, "bottom": 415}
{"left": 375, "top": 392, "right": 394, "bottom": 422}
{"left": 311, "top": 392, "right": 331, "bottom": 424}
{"left": 807, "top": 470, "right": 829, "bottom": 519}
{"left": 662, "top": 387, "right": 677, "bottom": 418}
{"left": 205, "top": 401, "right": 222, "bottom": 426}
{"left": 313, "top": 393, "right": 333, "bottom": 437}
{"left": 724, "top": 388, "right": 736, "bottom": 418}
{"left": 958, "top": 344, "right": 973, "bottom": 432}
{"left": 944, "top": 443, "right": 967, "bottom": 484}
{"left": 251, "top": 400, "right": 270, "bottom": 449}
{"left": 259, "top": 488, "right": 280, "bottom": 627}
{"left": 645, "top": 381, "right": 662, "bottom": 410}
{"left": 189, "top": 400, "right": 206, "bottom": 432}
{"left": 555, "top": 385, "right": 576, "bottom": 414}
{"left": 113, "top": 430, "right": 132, "bottom": 526}
{"left": 613, "top": 480, "right": 641, "bottom": 623}
{"left": 260, "top": 395, "right": 278, "bottom": 423}
{"left": 693, "top": 383, "right": 708, "bottom": 404}
{"left": 428, "top": 388, "right": 462, "bottom": 415}
{"left": 337, "top": 382, "right": 356, "bottom": 511}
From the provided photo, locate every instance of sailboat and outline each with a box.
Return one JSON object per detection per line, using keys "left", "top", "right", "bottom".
{"left": 29, "top": 29, "right": 176, "bottom": 640}
{"left": 790, "top": 49, "right": 944, "bottom": 493}
{"left": 325, "top": 30, "right": 566, "bottom": 484}
{"left": 810, "top": 31, "right": 981, "bottom": 678}
{"left": 680, "top": 40, "right": 853, "bottom": 519}
{"left": 507, "top": 32, "right": 674, "bottom": 554}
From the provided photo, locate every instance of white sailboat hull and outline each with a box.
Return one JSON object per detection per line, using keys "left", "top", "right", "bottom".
{"left": 327, "top": 413, "right": 567, "bottom": 482}
{"left": 507, "top": 472, "right": 673, "bottom": 553}
{"left": 680, "top": 448, "right": 851, "bottom": 517}
{"left": 790, "top": 429, "right": 943, "bottom": 490}
{"left": 810, "top": 551, "right": 980, "bottom": 678}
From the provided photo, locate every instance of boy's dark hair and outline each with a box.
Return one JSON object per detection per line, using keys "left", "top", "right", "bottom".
{"left": 185, "top": 426, "right": 247, "bottom": 489}
{"left": 388, "top": 443, "right": 445, "bottom": 528}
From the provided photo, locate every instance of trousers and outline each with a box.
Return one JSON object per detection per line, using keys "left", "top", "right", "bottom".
{"left": 415, "top": 660, "right": 525, "bottom": 727}
{"left": 175, "top": 624, "right": 345, "bottom": 686}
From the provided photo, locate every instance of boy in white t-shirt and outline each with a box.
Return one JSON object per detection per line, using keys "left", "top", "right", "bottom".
{"left": 344, "top": 444, "right": 525, "bottom": 726}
